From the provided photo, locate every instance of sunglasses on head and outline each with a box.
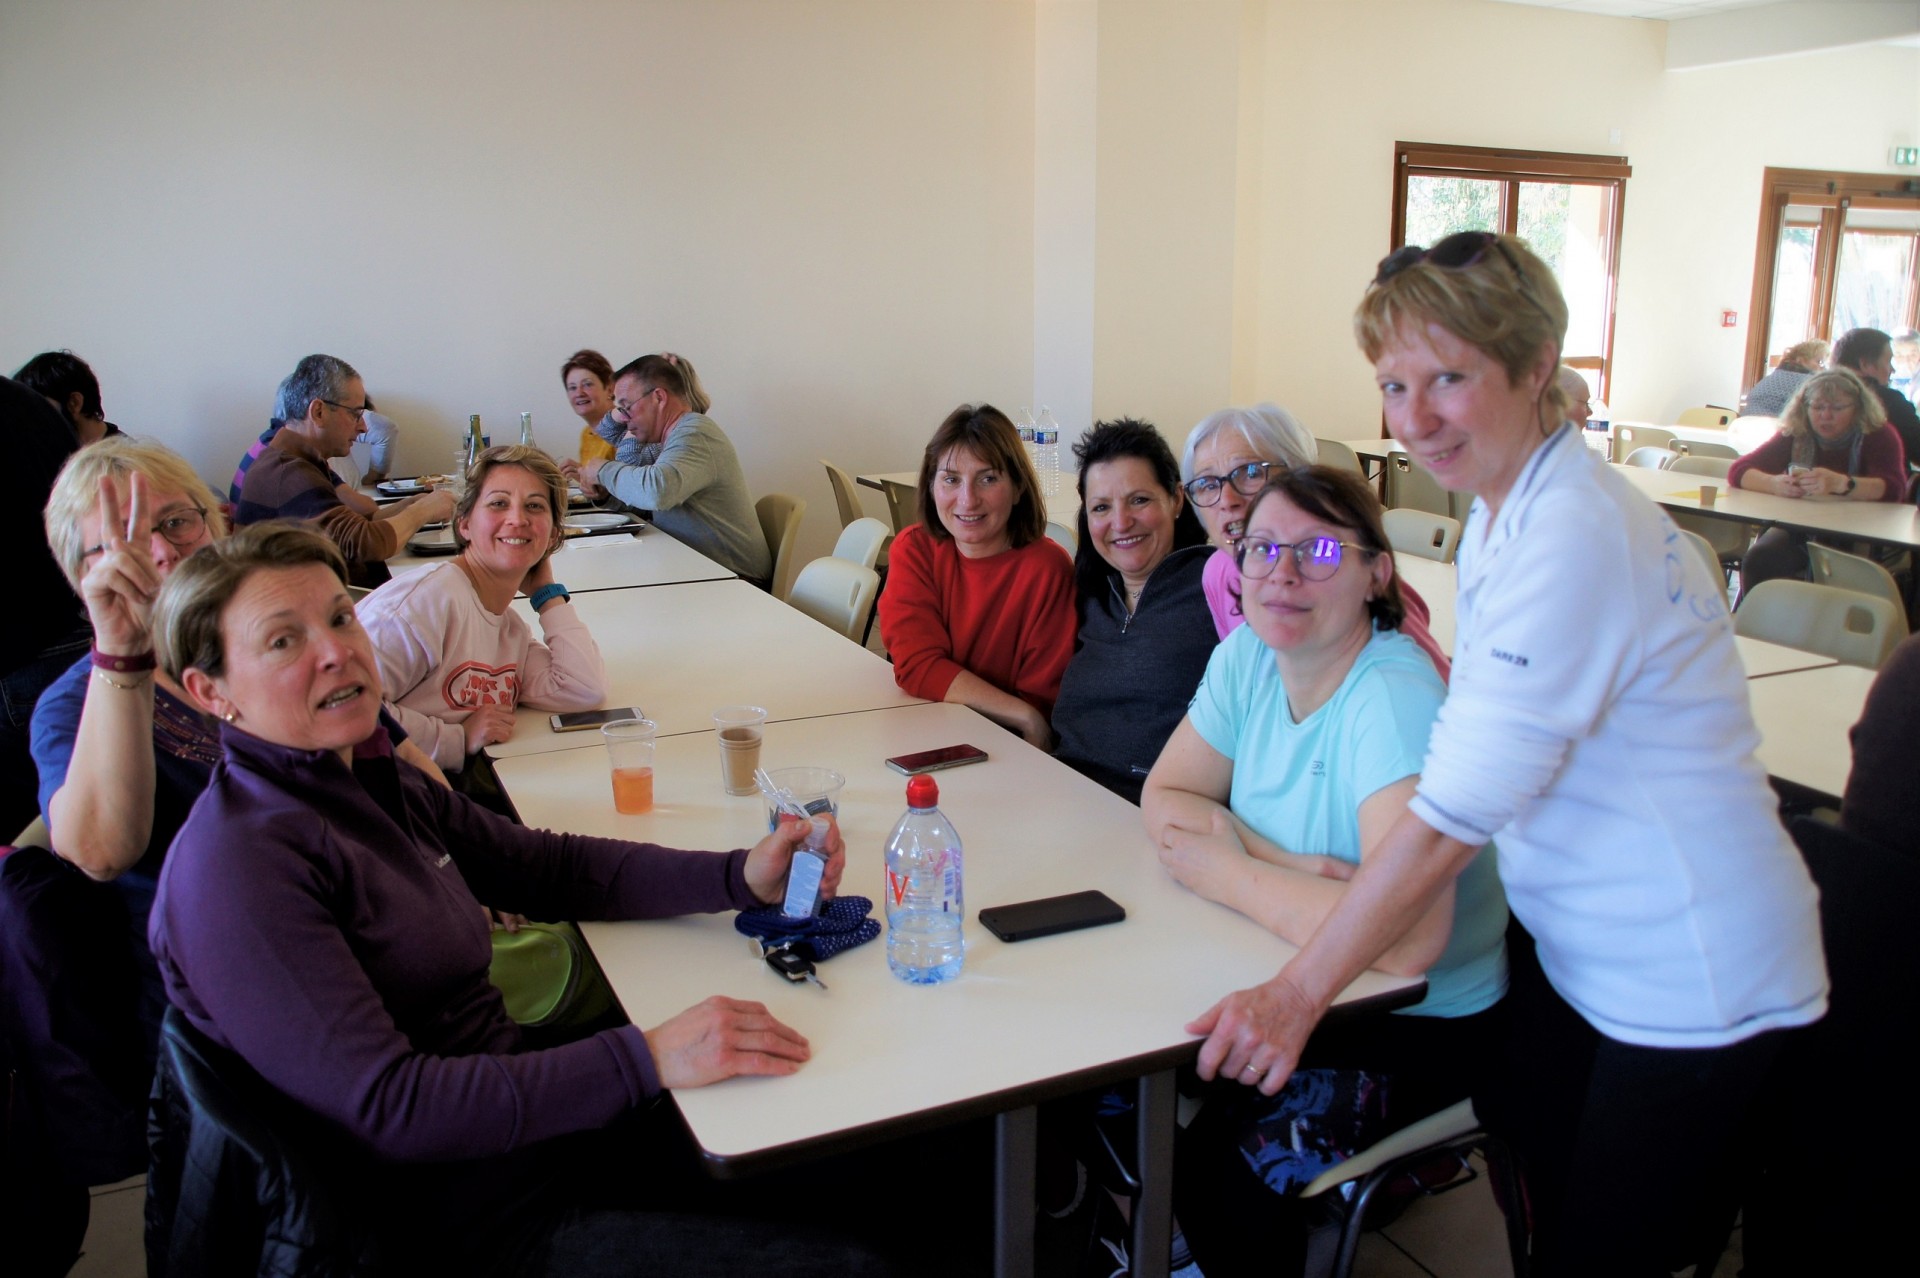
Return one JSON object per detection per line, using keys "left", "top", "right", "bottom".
{"left": 1372, "top": 231, "right": 1555, "bottom": 324}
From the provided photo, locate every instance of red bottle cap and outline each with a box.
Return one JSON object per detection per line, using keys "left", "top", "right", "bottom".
{"left": 906, "top": 774, "right": 939, "bottom": 808}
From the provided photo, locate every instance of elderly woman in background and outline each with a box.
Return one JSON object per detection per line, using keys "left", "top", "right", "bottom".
{"left": 357, "top": 445, "right": 607, "bottom": 772}
{"left": 146, "top": 523, "right": 899, "bottom": 1274}
{"left": 1143, "top": 466, "right": 1506, "bottom": 1277}
{"left": 1743, "top": 339, "right": 1829, "bottom": 418}
{"left": 1181, "top": 404, "right": 1451, "bottom": 679}
{"left": 31, "top": 439, "right": 445, "bottom": 1032}
{"left": 562, "top": 349, "right": 620, "bottom": 465}
{"left": 878, "top": 404, "right": 1075, "bottom": 748}
{"left": 1050, "top": 418, "right": 1215, "bottom": 802}
{"left": 1728, "top": 367, "right": 1904, "bottom": 592}
{"left": 1194, "top": 232, "right": 1825, "bottom": 1276}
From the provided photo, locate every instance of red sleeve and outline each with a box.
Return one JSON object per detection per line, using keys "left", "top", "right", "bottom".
{"left": 876, "top": 525, "right": 965, "bottom": 702}
{"left": 1010, "top": 540, "right": 1077, "bottom": 716}
{"left": 1861, "top": 427, "right": 1907, "bottom": 500}
{"left": 1727, "top": 431, "right": 1793, "bottom": 490}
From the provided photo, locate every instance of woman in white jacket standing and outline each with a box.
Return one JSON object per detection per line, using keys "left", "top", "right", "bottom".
{"left": 1187, "top": 232, "right": 1827, "bottom": 1277}
{"left": 358, "top": 445, "right": 606, "bottom": 772}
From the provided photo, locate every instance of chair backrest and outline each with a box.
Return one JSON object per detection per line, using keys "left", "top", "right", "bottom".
{"left": 878, "top": 479, "right": 919, "bottom": 535}
{"left": 1734, "top": 579, "right": 1905, "bottom": 669}
{"left": 1670, "top": 439, "right": 1740, "bottom": 460}
{"left": 754, "top": 493, "right": 807, "bottom": 600}
{"left": 1611, "top": 423, "right": 1675, "bottom": 461}
{"left": 1044, "top": 520, "right": 1077, "bottom": 556}
{"left": 1675, "top": 527, "right": 1722, "bottom": 582}
{"left": 1384, "top": 452, "right": 1451, "bottom": 516}
{"left": 1676, "top": 406, "right": 1736, "bottom": 429}
{"left": 1313, "top": 438, "right": 1364, "bottom": 474}
{"left": 819, "top": 460, "right": 866, "bottom": 528}
{"left": 786, "top": 557, "right": 881, "bottom": 643}
{"left": 1807, "top": 543, "right": 1910, "bottom": 634}
{"left": 831, "top": 516, "right": 892, "bottom": 571}
{"left": 1382, "top": 507, "right": 1461, "bottom": 563}
{"left": 1624, "top": 446, "right": 1679, "bottom": 469}
{"left": 1666, "top": 455, "right": 1734, "bottom": 479}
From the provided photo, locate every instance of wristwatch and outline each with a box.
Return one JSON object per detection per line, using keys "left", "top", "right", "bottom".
{"left": 1845, "top": 476, "right": 1857, "bottom": 495}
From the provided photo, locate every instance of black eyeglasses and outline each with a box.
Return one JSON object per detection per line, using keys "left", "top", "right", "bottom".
{"left": 83, "top": 506, "right": 209, "bottom": 558}
{"left": 1183, "top": 460, "right": 1281, "bottom": 507}
{"left": 1372, "top": 230, "right": 1553, "bottom": 322}
{"left": 322, "top": 399, "right": 370, "bottom": 421}
{"left": 1235, "top": 534, "right": 1374, "bottom": 582}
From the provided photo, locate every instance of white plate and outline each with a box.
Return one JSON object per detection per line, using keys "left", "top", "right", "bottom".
{"left": 564, "top": 513, "right": 638, "bottom": 531}
{"left": 377, "top": 478, "right": 431, "bottom": 495}
{"left": 406, "top": 527, "right": 459, "bottom": 553}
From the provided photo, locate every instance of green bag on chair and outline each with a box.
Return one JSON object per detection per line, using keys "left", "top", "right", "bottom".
{"left": 487, "top": 921, "right": 621, "bottom": 1040}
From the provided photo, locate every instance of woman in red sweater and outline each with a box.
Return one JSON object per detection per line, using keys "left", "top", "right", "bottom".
{"left": 878, "top": 404, "right": 1075, "bottom": 748}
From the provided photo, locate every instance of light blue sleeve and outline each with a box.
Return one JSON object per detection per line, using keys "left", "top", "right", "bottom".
{"left": 1186, "top": 624, "right": 1259, "bottom": 761}
{"left": 1343, "top": 648, "right": 1446, "bottom": 818}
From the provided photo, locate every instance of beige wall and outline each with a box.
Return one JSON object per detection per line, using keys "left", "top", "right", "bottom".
{"left": 0, "top": 0, "right": 1036, "bottom": 567}
{"left": 6, "top": 0, "right": 1918, "bottom": 566}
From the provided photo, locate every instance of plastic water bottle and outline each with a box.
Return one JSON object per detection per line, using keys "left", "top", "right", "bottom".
{"left": 1017, "top": 406, "right": 1037, "bottom": 467}
{"left": 1587, "top": 399, "right": 1612, "bottom": 456}
{"left": 1036, "top": 407, "right": 1061, "bottom": 496}
{"left": 519, "top": 411, "right": 535, "bottom": 448}
{"left": 884, "top": 775, "right": 964, "bottom": 984}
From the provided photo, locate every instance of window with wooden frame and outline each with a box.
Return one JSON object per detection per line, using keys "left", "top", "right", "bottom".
{"left": 1744, "top": 168, "right": 1920, "bottom": 392}
{"left": 1391, "top": 142, "right": 1631, "bottom": 400}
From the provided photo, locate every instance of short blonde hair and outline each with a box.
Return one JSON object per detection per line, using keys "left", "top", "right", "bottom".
{"left": 43, "top": 436, "right": 228, "bottom": 590}
{"left": 153, "top": 523, "right": 347, "bottom": 684}
{"left": 1355, "top": 232, "right": 1570, "bottom": 431}
{"left": 452, "top": 445, "right": 568, "bottom": 559}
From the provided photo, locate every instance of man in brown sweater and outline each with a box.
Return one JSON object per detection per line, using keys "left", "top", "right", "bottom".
{"left": 234, "top": 354, "right": 452, "bottom": 587}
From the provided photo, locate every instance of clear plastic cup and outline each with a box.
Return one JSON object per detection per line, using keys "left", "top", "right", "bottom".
{"left": 713, "top": 705, "right": 768, "bottom": 796}
{"left": 602, "top": 719, "right": 658, "bottom": 814}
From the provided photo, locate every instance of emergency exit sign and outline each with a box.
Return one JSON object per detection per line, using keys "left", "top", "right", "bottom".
{"left": 1894, "top": 147, "right": 1919, "bottom": 167}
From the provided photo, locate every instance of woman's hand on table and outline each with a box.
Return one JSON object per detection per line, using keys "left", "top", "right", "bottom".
{"left": 81, "top": 473, "right": 162, "bottom": 657}
{"left": 645, "top": 995, "right": 812, "bottom": 1088}
{"left": 1802, "top": 467, "right": 1852, "bottom": 497}
{"left": 462, "top": 704, "right": 517, "bottom": 755}
{"left": 1187, "top": 974, "right": 1322, "bottom": 1097}
{"left": 744, "top": 815, "right": 846, "bottom": 906}
{"left": 1156, "top": 808, "right": 1248, "bottom": 902}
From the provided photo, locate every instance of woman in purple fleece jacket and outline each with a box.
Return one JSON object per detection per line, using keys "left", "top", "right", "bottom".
{"left": 147, "top": 524, "right": 899, "bottom": 1276}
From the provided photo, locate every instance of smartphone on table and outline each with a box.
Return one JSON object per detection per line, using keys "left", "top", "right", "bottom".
{"left": 978, "top": 890, "right": 1126, "bottom": 942}
{"left": 549, "top": 707, "right": 644, "bottom": 733}
{"left": 885, "top": 743, "right": 989, "bottom": 776}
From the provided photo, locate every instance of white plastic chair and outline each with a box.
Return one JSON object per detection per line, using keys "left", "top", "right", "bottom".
{"left": 786, "top": 557, "right": 881, "bottom": 643}
{"left": 831, "top": 517, "right": 892, "bottom": 571}
{"left": 1670, "top": 439, "right": 1739, "bottom": 460}
{"left": 1676, "top": 406, "right": 1736, "bottom": 429}
{"left": 1384, "top": 452, "right": 1450, "bottom": 516}
{"left": 1734, "top": 579, "right": 1905, "bottom": 669}
{"left": 1044, "top": 520, "right": 1077, "bottom": 556}
{"left": 1676, "top": 527, "right": 1723, "bottom": 584}
{"left": 1666, "top": 455, "right": 1734, "bottom": 480}
{"left": 1313, "top": 438, "right": 1364, "bottom": 474}
{"left": 1383, "top": 507, "right": 1461, "bottom": 563}
{"left": 1807, "top": 543, "right": 1910, "bottom": 639}
{"left": 1624, "top": 446, "right": 1679, "bottom": 469}
{"left": 754, "top": 493, "right": 807, "bottom": 600}
{"left": 1612, "top": 424, "right": 1675, "bottom": 462}
{"left": 1299, "top": 1099, "right": 1530, "bottom": 1278}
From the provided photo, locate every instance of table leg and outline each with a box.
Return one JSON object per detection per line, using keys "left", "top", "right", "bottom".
{"left": 1129, "top": 1068, "right": 1175, "bottom": 1278}
{"left": 994, "top": 1105, "right": 1037, "bottom": 1278}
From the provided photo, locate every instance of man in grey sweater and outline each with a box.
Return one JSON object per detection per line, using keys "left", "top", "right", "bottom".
{"left": 570, "top": 354, "right": 771, "bottom": 585}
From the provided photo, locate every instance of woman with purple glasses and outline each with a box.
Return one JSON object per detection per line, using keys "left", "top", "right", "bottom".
{"left": 1180, "top": 232, "right": 1826, "bottom": 1276}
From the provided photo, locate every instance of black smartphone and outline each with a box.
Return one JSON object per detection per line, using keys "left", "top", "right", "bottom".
{"left": 978, "top": 890, "right": 1126, "bottom": 943}
{"left": 885, "top": 743, "right": 989, "bottom": 776}
{"left": 549, "top": 707, "right": 643, "bottom": 733}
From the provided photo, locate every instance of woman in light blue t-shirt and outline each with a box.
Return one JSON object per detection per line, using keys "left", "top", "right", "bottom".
{"left": 1141, "top": 466, "right": 1506, "bottom": 1278}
